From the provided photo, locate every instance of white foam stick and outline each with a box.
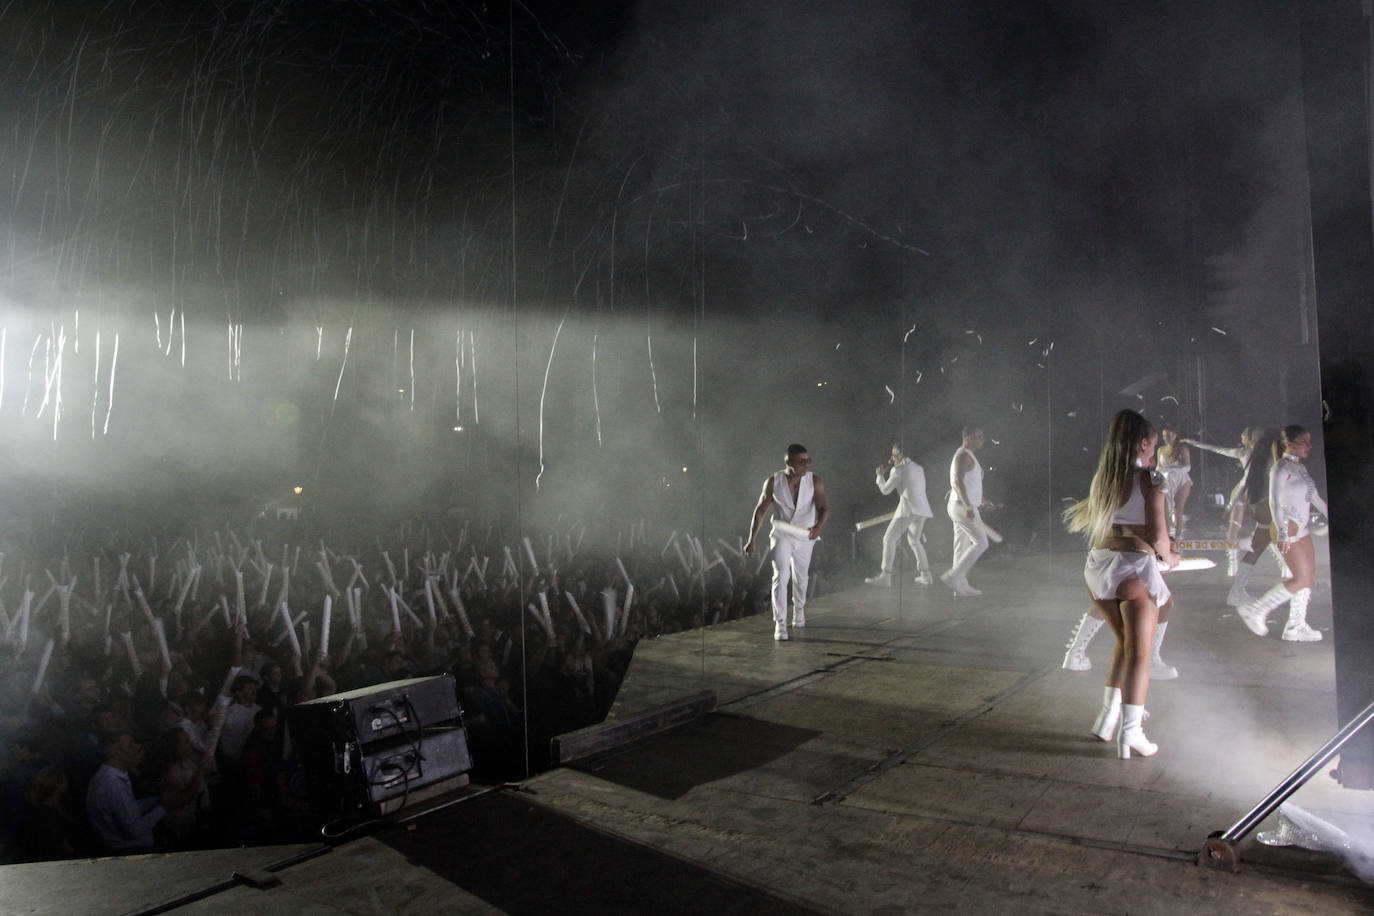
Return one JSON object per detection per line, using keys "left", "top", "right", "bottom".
{"left": 382, "top": 550, "right": 397, "bottom": 583}
{"left": 448, "top": 588, "right": 475, "bottom": 637}
{"left": 395, "top": 591, "right": 424, "bottom": 628}
{"left": 855, "top": 512, "right": 896, "bottom": 532}
{"left": 274, "top": 567, "right": 292, "bottom": 620}
{"left": 121, "top": 631, "right": 142, "bottom": 677}
{"left": 502, "top": 546, "right": 517, "bottom": 577}
{"left": 279, "top": 601, "right": 302, "bottom": 658}
{"left": 667, "top": 575, "right": 679, "bottom": 598}
{"left": 1162, "top": 557, "right": 1217, "bottom": 572}
{"left": 621, "top": 585, "right": 634, "bottom": 636}
{"left": 148, "top": 555, "right": 157, "bottom": 596}
{"left": 388, "top": 587, "right": 402, "bottom": 635}
{"left": 601, "top": 587, "right": 618, "bottom": 638}
{"left": 93, "top": 557, "right": 102, "bottom": 602}
{"left": 217, "top": 665, "right": 239, "bottom": 699}
{"left": 715, "top": 552, "right": 734, "bottom": 587}
{"left": 564, "top": 591, "right": 590, "bottom": 634}
{"left": 233, "top": 571, "right": 246, "bottom": 627}
{"left": 537, "top": 591, "right": 553, "bottom": 634}
{"left": 56, "top": 583, "right": 71, "bottom": 644}
{"left": 189, "top": 603, "right": 217, "bottom": 641}
{"left": 424, "top": 577, "right": 437, "bottom": 623}
{"left": 526, "top": 603, "right": 553, "bottom": 637}
{"left": 403, "top": 548, "right": 410, "bottom": 581}
{"left": 320, "top": 595, "right": 332, "bottom": 655}
{"left": 316, "top": 559, "right": 340, "bottom": 597}
{"left": 18, "top": 590, "right": 31, "bottom": 649}
{"left": 672, "top": 540, "right": 691, "bottom": 574}
{"left": 717, "top": 538, "right": 742, "bottom": 558}
{"left": 174, "top": 567, "right": 196, "bottom": 614}
{"left": 523, "top": 536, "right": 539, "bottom": 571}
{"left": 130, "top": 577, "right": 158, "bottom": 632}
{"left": 154, "top": 618, "right": 171, "bottom": 671}
{"left": 352, "top": 587, "right": 364, "bottom": 628}
{"left": 300, "top": 620, "right": 312, "bottom": 659}
{"left": 28, "top": 637, "right": 55, "bottom": 699}
{"left": 771, "top": 520, "right": 817, "bottom": 539}
{"left": 257, "top": 563, "right": 273, "bottom": 607}
{"left": 615, "top": 557, "right": 633, "bottom": 589}
{"left": 219, "top": 594, "right": 231, "bottom": 627}
{"left": 978, "top": 521, "right": 1004, "bottom": 544}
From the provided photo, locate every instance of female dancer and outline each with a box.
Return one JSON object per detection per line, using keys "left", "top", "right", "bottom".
{"left": 1156, "top": 425, "right": 1192, "bottom": 539}
{"left": 1237, "top": 425, "right": 1327, "bottom": 641}
{"left": 1227, "top": 428, "right": 1282, "bottom": 607}
{"left": 1183, "top": 427, "right": 1259, "bottom": 576}
{"left": 1064, "top": 410, "right": 1180, "bottom": 758}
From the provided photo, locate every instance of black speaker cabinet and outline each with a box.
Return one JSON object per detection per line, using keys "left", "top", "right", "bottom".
{"left": 290, "top": 676, "right": 471, "bottom": 818}
{"left": 291, "top": 675, "right": 462, "bottom": 746}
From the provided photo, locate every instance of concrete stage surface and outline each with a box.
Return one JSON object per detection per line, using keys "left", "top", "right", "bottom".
{"left": 6, "top": 544, "right": 1374, "bottom": 914}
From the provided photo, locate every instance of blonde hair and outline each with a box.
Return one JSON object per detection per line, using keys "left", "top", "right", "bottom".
{"left": 1064, "top": 409, "right": 1154, "bottom": 545}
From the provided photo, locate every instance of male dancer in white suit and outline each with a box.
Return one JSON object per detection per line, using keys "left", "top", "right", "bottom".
{"left": 865, "top": 444, "right": 934, "bottom": 586}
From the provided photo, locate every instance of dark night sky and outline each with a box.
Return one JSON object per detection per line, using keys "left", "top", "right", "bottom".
{"left": 0, "top": 0, "right": 1327, "bottom": 539}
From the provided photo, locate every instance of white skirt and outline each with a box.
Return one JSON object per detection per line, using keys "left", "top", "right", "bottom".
{"left": 1084, "top": 548, "right": 1170, "bottom": 607}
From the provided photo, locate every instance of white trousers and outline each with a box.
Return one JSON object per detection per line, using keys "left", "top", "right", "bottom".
{"left": 770, "top": 534, "right": 815, "bottom": 623}
{"left": 881, "top": 514, "right": 930, "bottom": 576}
{"left": 947, "top": 501, "right": 988, "bottom": 580}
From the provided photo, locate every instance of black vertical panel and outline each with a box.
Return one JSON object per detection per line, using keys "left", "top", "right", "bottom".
{"left": 1301, "top": 0, "right": 1374, "bottom": 788}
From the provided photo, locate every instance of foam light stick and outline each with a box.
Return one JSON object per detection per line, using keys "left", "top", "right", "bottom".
{"left": 219, "top": 595, "right": 231, "bottom": 628}
{"left": 121, "top": 631, "right": 141, "bottom": 677}
{"left": 17, "top": 589, "right": 31, "bottom": 649}
{"left": 717, "top": 538, "right": 742, "bottom": 558}
{"left": 257, "top": 564, "right": 274, "bottom": 607}
{"left": 174, "top": 567, "right": 197, "bottom": 614}
{"left": 388, "top": 587, "right": 402, "bottom": 637}
{"left": 854, "top": 512, "right": 895, "bottom": 532}
{"left": 523, "top": 536, "right": 539, "bottom": 571}
{"left": 621, "top": 585, "right": 634, "bottom": 636}
{"left": 978, "top": 521, "right": 1004, "bottom": 544}
{"left": 1162, "top": 557, "right": 1217, "bottom": 572}
{"left": 537, "top": 591, "right": 554, "bottom": 634}
{"left": 154, "top": 618, "right": 172, "bottom": 671}
{"left": 403, "top": 548, "right": 410, "bottom": 581}
{"left": 317, "top": 558, "right": 341, "bottom": 597}
{"left": 424, "top": 577, "right": 437, "bottom": 623}
{"left": 667, "top": 575, "right": 679, "bottom": 598}
{"left": 448, "top": 588, "right": 475, "bottom": 638}
{"left": 615, "top": 557, "right": 633, "bottom": 589}
{"left": 279, "top": 601, "right": 302, "bottom": 658}
{"left": 527, "top": 603, "right": 553, "bottom": 637}
{"left": 564, "top": 591, "right": 590, "bottom": 635}
{"left": 502, "top": 546, "right": 517, "bottom": 578}
{"left": 320, "top": 595, "right": 332, "bottom": 655}
{"left": 382, "top": 550, "right": 397, "bottom": 584}
{"left": 93, "top": 557, "right": 101, "bottom": 602}
{"left": 771, "top": 520, "right": 817, "bottom": 539}
{"left": 233, "top": 571, "right": 246, "bottom": 629}
{"left": 600, "top": 588, "right": 618, "bottom": 639}
{"left": 300, "top": 620, "right": 312, "bottom": 659}
{"left": 56, "top": 581, "right": 72, "bottom": 645}
{"left": 30, "top": 637, "right": 55, "bottom": 699}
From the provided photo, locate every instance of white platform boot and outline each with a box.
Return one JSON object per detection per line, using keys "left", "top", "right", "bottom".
{"left": 1117, "top": 704, "right": 1158, "bottom": 759}
{"left": 1227, "top": 561, "right": 1256, "bottom": 607}
{"left": 1237, "top": 583, "right": 1292, "bottom": 637}
{"left": 1150, "top": 621, "right": 1178, "bottom": 680}
{"left": 1062, "top": 613, "right": 1104, "bottom": 672}
{"left": 1281, "top": 587, "right": 1321, "bottom": 641}
{"left": 1092, "top": 686, "right": 1121, "bottom": 741}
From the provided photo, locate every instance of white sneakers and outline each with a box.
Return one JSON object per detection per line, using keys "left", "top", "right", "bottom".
{"left": 914, "top": 572, "right": 933, "bottom": 585}
{"left": 864, "top": 572, "right": 892, "bottom": 587}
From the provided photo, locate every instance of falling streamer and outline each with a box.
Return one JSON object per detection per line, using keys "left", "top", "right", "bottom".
{"left": 454, "top": 330, "right": 462, "bottom": 425}
{"left": 469, "top": 331, "right": 479, "bottom": 424}
{"left": 903, "top": 324, "right": 916, "bottom": 343}
{"left": 155, "top": 311, "right": 162, "bottom": 350}
{"left": 90, "top": 332, "right": 101, "bottom": 438}
{"left": 165, "top": 308, "right": 175, "bottom": 356}
{"left": 315, "top": 326, "right": 324, "bottom": 360}
{"left": 179, "top": 312, "right": 185, "bottom": 367}
{"left": 692, "top": 336, "right": 698, "bottom": 420}
{"left": 885, "top": 385, "right": 895, "bottom": 403}
{"left": 408, "top": 329, "right": 415, "bottom": 411}
{"left": 102, "top": 334, "right": 119, "bottom": 435}
{"left": 332, "top": 327, "right": 353, "bottom": 401}
{"left": 535, "top": 312, "right": 569, "bottom": 490}
{"left": 591, "top": 331, "right": 602, "bottom": 446}
{"left": 647, "top": 333, "right": 662, "bottom": 413}
{"left": 73, "top": 311, "right": 78, "bottom": 355}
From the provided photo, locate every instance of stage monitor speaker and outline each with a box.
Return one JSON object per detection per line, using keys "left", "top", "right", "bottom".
{"left": 291, "top": 675, "right": 462, "bottom": 747}
{"left": 291, "top": 676, "right": 472, "bottom": 818}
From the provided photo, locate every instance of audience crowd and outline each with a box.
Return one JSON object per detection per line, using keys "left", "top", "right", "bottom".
{"left": 0, "top": 516, "right": 823, "bottom": 862}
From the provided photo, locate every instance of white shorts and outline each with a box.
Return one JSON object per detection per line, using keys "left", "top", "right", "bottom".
{"left": 1084, "top": 548, "right": 1170, "bottom": 607}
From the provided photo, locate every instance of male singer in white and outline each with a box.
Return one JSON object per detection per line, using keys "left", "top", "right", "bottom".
{"left": 744, "top": 443, "right": 829, "bottom": 641}
{"left": 865, "top": 444, "right": 934, "bottom": 586}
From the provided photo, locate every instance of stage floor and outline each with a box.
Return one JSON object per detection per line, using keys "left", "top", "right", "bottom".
{"left": 6, "top": 543, "right": 1374, "bottom": 913}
